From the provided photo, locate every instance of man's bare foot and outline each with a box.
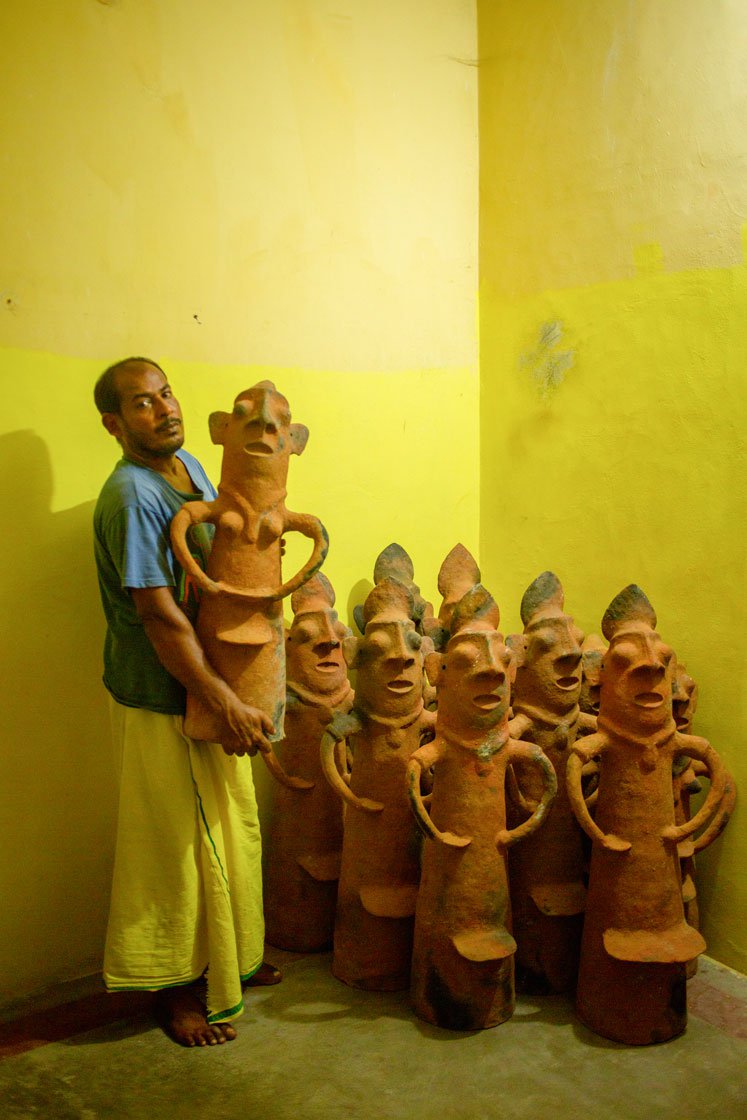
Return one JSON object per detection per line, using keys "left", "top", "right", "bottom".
{"left": 154, "top": 985, "right": 237, "bottom": 1048}
{"left": 244, "top": 961, "right": 282, "bottom": 987}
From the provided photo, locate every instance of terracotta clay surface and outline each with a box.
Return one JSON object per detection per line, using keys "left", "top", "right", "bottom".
{"left": 353, "top": 543, "right": 434, "bottom": 637}
{"left": 408, "top": 585, "right": 557, "bottom": 1030}
{"left": 262, "top": 574, "right": 354, "bottom": 952}
{"left": 321, "top": 578, "right": 434, "bottom": 991}
{"left": 567, "top": 585, "right": 728, "bottom": 1045}
{"left": 170, "top": 382, "right": 328, "bottom": 752}
{"left": 422, "top": 543, "right": 481, "bottom": 652}
{"left": 671, "top": 663, "right": 737, "bottom": 978}
{"left": 579, "top": 633, "right": 606, "bottom": 719}
{"left": 506, "top": 572, "right": 593, "bottom": 994}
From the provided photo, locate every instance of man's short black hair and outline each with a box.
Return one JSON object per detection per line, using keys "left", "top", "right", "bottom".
{"left": 94, "top": 357, "right": 165, "bottom": 415}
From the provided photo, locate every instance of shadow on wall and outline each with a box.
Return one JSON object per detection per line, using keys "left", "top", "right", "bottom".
{"left": 0, "top": 431, "right": 116, "bottom": 1008}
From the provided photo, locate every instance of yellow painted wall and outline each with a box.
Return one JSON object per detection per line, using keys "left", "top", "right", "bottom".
{"left": 0, "top": 2, "right": 478, "bottom": 1008}
{"left": 478, "top": 1, "right": 746, "bottom": 972}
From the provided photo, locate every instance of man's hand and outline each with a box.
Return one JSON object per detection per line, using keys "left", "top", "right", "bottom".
{"left": 218, "top": 696, "right": 275, "bottom": 757}
{"left": 131, "top": 586, "right": 275, "bottom": 756}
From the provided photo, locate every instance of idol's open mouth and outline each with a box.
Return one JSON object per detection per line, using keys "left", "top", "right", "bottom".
{"left": 244, "top": 441, "right": 273, "bottom": 455}
{"left": 317, "top": 660, "right": 340, "bottom": 671}
{"left": 635, "top": 691, "right": 664, "bottom": 708}
{"left": 387, "top": 679, "right": 414, "bottom": 694}
{"left": 556, "top": 676, "right": 580, "bottom": 689}
{"left": 474, "top": 694, "right": 501, "bottom": 711}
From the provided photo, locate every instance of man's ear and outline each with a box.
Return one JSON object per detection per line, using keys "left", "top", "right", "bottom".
{"left": 101, "top": 413, "right": 121, "bottom": 439}
{"left": 209, "top": 411, "right": 230, "bottom": 446}
{"left": 289, "top": 423, "right": 309, "bottom": 456}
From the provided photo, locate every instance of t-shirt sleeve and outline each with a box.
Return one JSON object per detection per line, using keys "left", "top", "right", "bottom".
{"left": 106, "top": 503, "right": 177, "bottom": 589}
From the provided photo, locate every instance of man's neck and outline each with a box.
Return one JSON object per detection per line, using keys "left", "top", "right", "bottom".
{"left": 123, "top": 448, "right": 194, "bottom": 492}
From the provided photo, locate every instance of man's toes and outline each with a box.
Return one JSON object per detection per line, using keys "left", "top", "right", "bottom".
{"left": 245, "top": 961, "right": 282, "bottom": 987}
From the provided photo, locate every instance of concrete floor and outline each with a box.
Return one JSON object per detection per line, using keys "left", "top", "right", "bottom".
{"left": 1, "top": 951, "right": 746, "bottom": 1120}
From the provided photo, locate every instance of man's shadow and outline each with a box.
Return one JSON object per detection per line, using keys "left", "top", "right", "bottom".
{"left": 0, "top": 431, "right": 117, "bottom": 992}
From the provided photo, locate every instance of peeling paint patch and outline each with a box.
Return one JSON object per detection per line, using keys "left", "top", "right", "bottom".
{"left": 519, "top": 321, "right": 575, "bottom": 399}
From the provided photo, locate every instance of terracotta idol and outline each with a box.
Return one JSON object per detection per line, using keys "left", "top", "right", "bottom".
{"left": 353, "top": 543, "right": 434, "bottom": 637}
{"left": 408, "top": 585, "right": 557, "bottom": 1030}
{"left": 671, "top": 663, "right": 737, "bottom": 977}
{"left": 321, "top": 578, "right": 434, "bottom": 991}
{"left": 170, "top": 383, "right": 328, "bottom": 773}
{"left": 422, "top": 543, "right": 481, "bottom": 653}
{"left": 506, "top": 572, "right": 594, "bottom": 993}
{"left": 567, "top": 586, "right": 727, "bottom": 1045}
{"left": 262, "top": 574, "right": 354, "bottom": 952}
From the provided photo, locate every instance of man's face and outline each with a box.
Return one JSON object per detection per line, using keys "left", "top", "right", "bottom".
{"left": 103, "top": 363, "right": 184, "bottom": 460}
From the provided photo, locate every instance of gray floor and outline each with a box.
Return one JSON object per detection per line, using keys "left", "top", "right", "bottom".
{"left": 2, "top": 951, "right": 746, "bottom": 1120}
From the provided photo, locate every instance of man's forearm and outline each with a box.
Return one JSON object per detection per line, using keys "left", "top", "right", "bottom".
{"left": 131, "top": 585, "right": 274, "bottom": 752}
{"left": 140, "top": 609, "right": 235, "bottom": 716}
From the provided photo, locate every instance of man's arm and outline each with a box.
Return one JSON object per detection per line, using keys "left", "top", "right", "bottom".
{"left": 130, "top": 586, "right": 274, "bottom": 755}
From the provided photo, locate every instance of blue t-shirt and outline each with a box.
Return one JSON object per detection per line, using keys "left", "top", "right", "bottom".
{"left": 93, "top": 449, "right": 217, "bottom": 714}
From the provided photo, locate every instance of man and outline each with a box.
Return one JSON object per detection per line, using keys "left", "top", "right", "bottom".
{"left": 93, "top": 357, "right": 280, "bottom": 1047}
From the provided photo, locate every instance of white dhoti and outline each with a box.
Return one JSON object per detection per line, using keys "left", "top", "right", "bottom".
{"left": 103, "top": 700, "right": 265, "bottom": 1023}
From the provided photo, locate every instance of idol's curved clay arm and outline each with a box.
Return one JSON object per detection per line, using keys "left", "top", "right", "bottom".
{"left": 170, "top": 500, "right": 221, "bottom": 594}
{"left": 581, "top": 758, "right": 601, "bottom": 810}
{"left": 506, "top": 763, "right": 537, "bottom": 816}
{"left": 214, "top": 513, "right": 329, "bottom": 602}
{"left": 578, "top": 712, "right": 598, "bottom": 734}
{"left": 407, "top": 741, "right": 471, "bottom": 848}
{"left": 320, "top": 713, "right": 383, "bottom": 813}
{"left": 418, "top": 707, "right": 437, "bottom": 741}
{"left": 260, "top": 749, "right": 316, "bottom": 792}
{"left": 497, "top": 741, "right": 557, "bottom": 848}
{"left": 691, "top": 769, "right": 736, "bottom": 854}
{"left": 663, "top": 735, "right": 728, "bottom": 844}
{"left": 567, "top": 734, "right": 631, "bottom": 852}
{"left": 508, "top": 712, "right": 533, "bottom": 740}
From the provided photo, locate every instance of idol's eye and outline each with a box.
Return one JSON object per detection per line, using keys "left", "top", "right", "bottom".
{"left": 294, "top": 622, "right": 316, "bottom": 644}
{"left": 366, "top": 631, "right": 389, "bottom": 654}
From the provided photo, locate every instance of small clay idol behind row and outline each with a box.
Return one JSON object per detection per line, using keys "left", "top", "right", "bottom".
{"left": 262, "top": 574, "right": 354, "bottom": 953}
{"left": 671, "top": 662, "right": 737, "bottom": 979}
{"left": 506, "top": 572, "right": 595, "bottom": 996}
{"left": 408, "top": 585, "right": 556, "bottom": 1030}
{"left": 322, "top": 578, "right": 434, "bottom": 991}
{"left": 567, "top": 585, "right": 731, "bottom": 1045}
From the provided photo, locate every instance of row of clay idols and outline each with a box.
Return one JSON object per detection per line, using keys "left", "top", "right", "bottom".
{"left": 262, "top": 546, "right": 735, "bottom": 1046}
{"left": 167, "top": 387, "right": 734, "bottom": 1046}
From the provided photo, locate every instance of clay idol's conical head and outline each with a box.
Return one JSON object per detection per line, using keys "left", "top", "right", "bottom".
{"left": 601, "top": 584, "right": 657, "bottom": 640}
{"left": 434, "top": 584, "right": 513, "bottom": 736}
{"left": 286, "top": 573, "right": 350, "bottom": 698}
{"left": 423, "top": 543, "right": 481, "bottom": 650}
{"left": 513, "top": 571, "right": 583, "bottom": 716}
{"left": 353, "top": 578, "right": 424, "bottom": 719}
{"left": 580, "top": 633, "right": 607, "bottom": 716}
{"left": 599, "top": 585, "right": 675, "bottom": 732}
{"left": 372, "top": 542, "right": 432, "bottom": 627}
{"left": 373, "top": 543, "right": 415, "bottom": 587}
